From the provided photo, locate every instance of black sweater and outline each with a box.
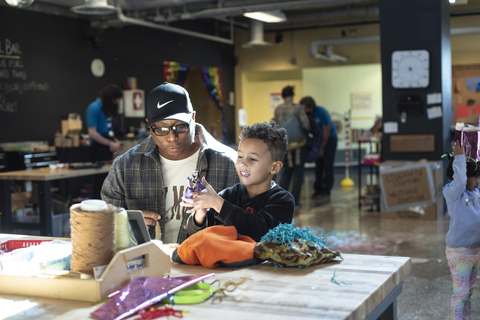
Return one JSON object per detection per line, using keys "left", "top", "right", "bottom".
{"left": 186, "top": 182, "right": 295, "bottom": 242}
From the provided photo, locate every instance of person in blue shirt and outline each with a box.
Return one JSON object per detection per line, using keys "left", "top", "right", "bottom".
{"left": 86, "top": 84, "right": 124, "bottom": 198}
{"left": 299, "top": 96, "right": 337, "bottom": 204}
{"left": 444, "top": 141, "right": 480, "bottom": 320}
{"left": 86, "top": 84, "right": 124, "bottom": 161}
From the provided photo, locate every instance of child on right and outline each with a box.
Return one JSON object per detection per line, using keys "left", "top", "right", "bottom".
{"left": 443, "top": 140, "right": 480, "bottom": 320}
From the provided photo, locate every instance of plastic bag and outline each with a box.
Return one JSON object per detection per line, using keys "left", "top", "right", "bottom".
{"left": 91, "top": 274, "right": 214, "bottom": 320}
{"left": 454, "top": 123, "right": 480, "bottom": 162}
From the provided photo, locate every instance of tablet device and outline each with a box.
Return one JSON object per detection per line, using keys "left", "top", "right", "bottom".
{"left": 127, "top": 210, "right": 151, "bottom": 246}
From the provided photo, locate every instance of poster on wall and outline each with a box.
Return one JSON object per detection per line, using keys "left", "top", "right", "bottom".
{"left": 351, "top": 92, "right": 372, "bottom": 109}
{"left": 238, "top": 109, "right": 248, "bottom": 127}
{"left": 270, "top": 93, "right": 282, "bottom": 113}
{"left": 124, "top": 89, "right": 145, "bottom": 118}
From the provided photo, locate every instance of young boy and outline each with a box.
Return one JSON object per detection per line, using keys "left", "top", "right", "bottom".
{"left": 181, "top": 121, "right": 295, "bottom": 242}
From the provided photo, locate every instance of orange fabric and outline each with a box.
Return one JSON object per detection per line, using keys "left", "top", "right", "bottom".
{"left": 177, "top": 226, "right": 256, "bottom": 268}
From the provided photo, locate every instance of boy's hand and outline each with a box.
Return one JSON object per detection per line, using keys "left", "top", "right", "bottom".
{"left": 193, "top": 208, "right": 207, "bottom": 225}
{"left": 180, "top": 177, "right": 224, "bottom": 214}
{"left": 452, "top": 140, "right": 465, "bottom": 157}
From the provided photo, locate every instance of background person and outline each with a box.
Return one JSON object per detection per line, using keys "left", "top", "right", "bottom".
{"left": 300, "top": 96, "right": 337, "bottom": 204}
{"left": 101, "top": 82, "right": 238, "bottom": 244}
{"left": 85, "top": 84, "right": 124, "bottom": 198}
{"left": 273, "top": 85, "right": 310, "bottom": 208}
{"left": 444, "top": 141, "right": 480, "bottom": 320}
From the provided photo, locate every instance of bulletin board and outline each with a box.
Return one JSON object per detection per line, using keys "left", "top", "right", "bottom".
{"left": 452, "top": 64, "right": 480, "bottom": 125}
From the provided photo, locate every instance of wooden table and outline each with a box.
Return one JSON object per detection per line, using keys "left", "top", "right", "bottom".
{"left": 0, "top": 247, "right": 411, "bottom": 320}
{"left": 0, "top": 165, "right": 111, "bottom": 236}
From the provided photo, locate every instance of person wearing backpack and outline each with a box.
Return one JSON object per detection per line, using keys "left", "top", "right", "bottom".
{"left": 273, "top": 85, "right": 310, "bottom": 207}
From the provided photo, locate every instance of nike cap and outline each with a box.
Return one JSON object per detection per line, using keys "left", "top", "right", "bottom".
{"left": 146, "top": 82, "right": 194, "bottom": 128}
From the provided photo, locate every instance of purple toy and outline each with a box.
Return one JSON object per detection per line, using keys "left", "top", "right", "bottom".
{"left": 185, "top": 170, "right": 205, "bottom": 199}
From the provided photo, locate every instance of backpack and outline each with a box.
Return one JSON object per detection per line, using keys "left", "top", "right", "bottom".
{"left": 279, "top": 113, "right": 304, "bottom": 140}
{"left": 280, "top": 113, "right": 307, "bottom": 151}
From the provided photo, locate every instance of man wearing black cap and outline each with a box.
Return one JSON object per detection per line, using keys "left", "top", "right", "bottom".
{"left": 101, "top": 82, "right": 238, "bottom": 243}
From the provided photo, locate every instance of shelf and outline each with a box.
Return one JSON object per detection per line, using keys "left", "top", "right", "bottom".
{"left": 357, "top": 140, "right": 381, "bottom": 211}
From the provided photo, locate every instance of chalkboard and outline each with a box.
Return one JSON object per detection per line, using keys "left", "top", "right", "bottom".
{"left": 0, "top": 37, "right": 49, "bottom": 113}
{"left": 0, "top": 7, "right": 235, "bottom": 145}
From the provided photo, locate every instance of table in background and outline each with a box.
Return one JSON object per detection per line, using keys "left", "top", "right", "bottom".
{"left": 0, "top": 165, "right": 111, "bottom": 236}
{"left": 0, "top": 245, "right": 411, "bottom": 320}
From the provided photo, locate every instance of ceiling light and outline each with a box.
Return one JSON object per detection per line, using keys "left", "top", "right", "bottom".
{"left": 71, "top": 0, "right": 118, "bottom": 15}
{"left": 243, "top": 10, "right": 286, "bottom": 23}
{"left": 449, "top": 0, "right": 468, "bottom": 4}
{"left": 5, "top": 0, "right": 34, "bottom": 7}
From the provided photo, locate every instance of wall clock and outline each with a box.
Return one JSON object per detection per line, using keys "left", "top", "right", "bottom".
{"left": 391, "top": 50, "right": 429, "bottom": 89}
{"left": 91, "top": 58, "right": 105, "bottom": 78}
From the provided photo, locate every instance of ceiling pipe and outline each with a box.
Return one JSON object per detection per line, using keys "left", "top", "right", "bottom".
{"left": 314, "top": 45, "right": 349, "bottom": 62}
{"left": 273, "top": 5, "right": 379, "bottom": 25}
{"left": 450, "top": 26, "right": 480, "bottom": 36}
{"left": 181, "top": 0, "right": 373, "bottom": 20}
{"left": 311, "top": 26, "right": 480, "bottom": 60}
{"left": 115, "top": 8, "right": 234, "bottom": 45}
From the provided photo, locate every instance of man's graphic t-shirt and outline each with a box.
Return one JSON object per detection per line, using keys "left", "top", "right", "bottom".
{"left": 160, "top": 149, "right": 199, "bottom": 243}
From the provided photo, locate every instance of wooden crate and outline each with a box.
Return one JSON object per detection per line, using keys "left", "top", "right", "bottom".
{"left": 0, "top": 240, "right": 170, "bottom": 302}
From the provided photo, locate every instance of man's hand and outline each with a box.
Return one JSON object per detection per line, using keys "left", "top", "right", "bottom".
{"left": 109, "top": 140, "right": 123, "bottom": 153}
{"left": 140, "top": 210, "right": 161, "bottom": 227}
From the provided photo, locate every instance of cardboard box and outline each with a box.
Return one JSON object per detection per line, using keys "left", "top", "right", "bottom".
{"left": 61, "top": 119, "right": 82, "bottom": 136}
{"left": 381, "top": 195, "right": 444, "bottom": 220}
{"left": 379, "top": 160, "right": 444, "bottom": 213}
{"left": 69, "top": 134, "right": 80, "bottom": 147}
{"left": 11, "top": 192, "right": 32, "bottom": 212}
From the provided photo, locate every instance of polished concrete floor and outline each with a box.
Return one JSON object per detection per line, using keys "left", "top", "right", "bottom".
{"left": 292, "top": 169, "right": 473, "bottom": 320}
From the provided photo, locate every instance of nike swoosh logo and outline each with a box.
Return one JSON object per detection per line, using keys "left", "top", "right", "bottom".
{"left": 157, "top": 100, "right": 174, "bottom": 109}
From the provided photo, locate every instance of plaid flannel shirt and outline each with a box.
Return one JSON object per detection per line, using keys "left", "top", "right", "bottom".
{"left": 101, "top": 124, "right": 239, "bottom": 244}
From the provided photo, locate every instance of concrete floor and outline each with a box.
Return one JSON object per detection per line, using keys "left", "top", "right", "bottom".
{"left": 292, "top": 169, "right": 475, "bottom": 320}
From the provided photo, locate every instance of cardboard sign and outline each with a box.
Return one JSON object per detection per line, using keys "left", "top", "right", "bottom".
{"left": 379, "top": 163, "right": 436, "bottom": 212}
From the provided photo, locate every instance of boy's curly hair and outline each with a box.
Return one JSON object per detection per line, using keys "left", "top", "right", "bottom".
{"left": 446, "top": 154, "right": 480, "bottom": 180}
{"left": 239, "top": 121, "right": 288, "bottom": 162}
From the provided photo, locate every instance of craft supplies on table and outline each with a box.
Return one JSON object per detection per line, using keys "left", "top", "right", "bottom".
{"left": 0, "top": 240, "right": 170, "bottom": 302}
{"left": 0, "top": 239, "right": 53, "bottom": 253}
{"left": 0, "top": 238, "right": 411, "bottom": 320}
{"left": 0, "top": 240, "right": 72, "bottom": 275}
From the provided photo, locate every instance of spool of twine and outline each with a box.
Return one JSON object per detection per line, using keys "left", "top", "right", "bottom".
{"left": 115, "top": 207, "right": 131, "bottom": 252}
{"left": 70, "top": 201, "right": 116, "bottom": 274}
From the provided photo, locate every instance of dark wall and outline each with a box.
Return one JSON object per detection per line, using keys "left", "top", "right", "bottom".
{"left": 0, "top": 6, "right": 236, "bottom": 145}
{"left": 379, "top": 0, "right": 452, "bottom": 161}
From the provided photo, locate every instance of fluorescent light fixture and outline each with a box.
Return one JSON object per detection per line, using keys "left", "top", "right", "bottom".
{"left": 449, "top": 0, "right": 468, "bottom": 4}
{"left": 5, "top": 0, "right": 34, "bottom": 7}
{"left": 243, "top": 10, "right": 286, "bottom": 23}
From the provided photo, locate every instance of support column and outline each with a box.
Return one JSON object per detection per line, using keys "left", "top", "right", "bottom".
{"left": 380, "top": 0, "right": 452, "bottom": 161}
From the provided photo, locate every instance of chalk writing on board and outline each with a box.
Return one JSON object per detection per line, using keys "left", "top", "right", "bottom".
{"left": 0, "top": 38, "right": 50, "bottom": 113}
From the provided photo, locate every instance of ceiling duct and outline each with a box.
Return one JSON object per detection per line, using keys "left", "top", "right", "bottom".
{"left": 242, "top": 19, "right": 271, "bottom": 48}
{"left": 71, "top": 0, "right": 117, "bottom": 15}
{"left": 313, "top": 45, "right": 348, "bottom": 62}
